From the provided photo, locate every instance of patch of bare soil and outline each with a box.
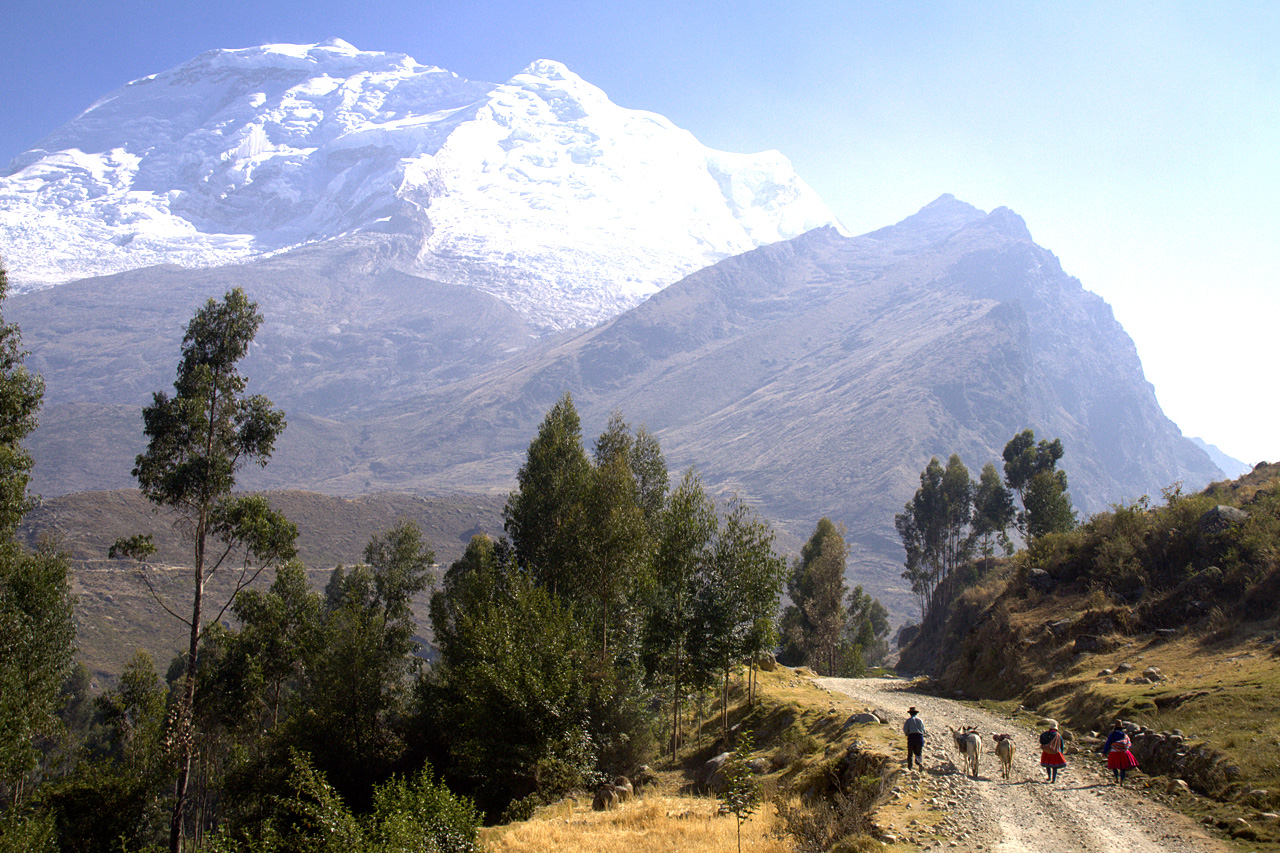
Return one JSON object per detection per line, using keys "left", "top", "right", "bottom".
{"left": 816, "top": 676, "right": 1233, "bottom": 852}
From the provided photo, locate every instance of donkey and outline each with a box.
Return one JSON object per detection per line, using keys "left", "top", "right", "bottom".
{"left": 948, "top": 725, "right": 982, "bottom": 778}
{"left": 992, "top": 733, "right": 1015, "bottom": 780}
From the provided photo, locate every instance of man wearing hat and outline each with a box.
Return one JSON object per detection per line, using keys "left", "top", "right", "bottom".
{"left": 903, "top": 706, "right": 926, "bottom": 770}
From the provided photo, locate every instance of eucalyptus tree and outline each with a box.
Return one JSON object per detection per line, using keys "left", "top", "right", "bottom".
{"left": 503, "top": 392, "right": 591, "bottom": 595}
{"left": 0, "top": 262, "right": 73, "bottom": 807}
{"left": 111, "top": 288, "right": 297, "bottom": 853}
{"left": 1002, "top": 429, "right": 1075, "bottom": 543}
{"left": 645, "top": 470, "right": 717, "bottom": 757}
{"left": 780, "top": 518, "right": 849, "bottom": 675}
{"left": 691, "top": 497, "right": 786, "bottom": 734}
{"left": 970, "top": 461, "right": 1016, "bottom": 557}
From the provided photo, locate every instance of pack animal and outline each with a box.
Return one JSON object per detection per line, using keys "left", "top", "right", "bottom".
{"left": 948, "top": 725, "right": 982, "bottom": 778}
{"left": 991, "top": 733, "right": 1015, "bottom": 779}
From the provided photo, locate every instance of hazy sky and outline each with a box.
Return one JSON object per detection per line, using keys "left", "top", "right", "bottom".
{"left": 3, "top": 1, "right": 1277, "bottom": 465}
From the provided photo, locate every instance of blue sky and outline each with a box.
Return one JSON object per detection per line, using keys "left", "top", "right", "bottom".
{"left": 3, "top": 1, "right": 1278, "bottom": 465}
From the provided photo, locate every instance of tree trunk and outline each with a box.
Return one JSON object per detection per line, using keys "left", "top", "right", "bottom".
{"left": 169, "top": 532, "right": 205, "bottom": 853}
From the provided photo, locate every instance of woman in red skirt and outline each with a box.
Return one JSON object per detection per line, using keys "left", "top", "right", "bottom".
{"left": 1100, "top": 720, "right": 1139, "bottom": 784}
{"left": 1039, "top": 719, "right": 1067, "bottom": 782}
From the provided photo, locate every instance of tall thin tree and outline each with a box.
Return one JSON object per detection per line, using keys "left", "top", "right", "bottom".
{"left": 113, "top": 288, "right": 297, "bottom": 852}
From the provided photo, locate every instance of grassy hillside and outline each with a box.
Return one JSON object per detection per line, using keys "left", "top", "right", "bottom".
{"left": 484, "top": 665, "right": 898, "bottom": 853}
{"left": 901, "top": 462, "right": 1280, "bottom": 844}
{"left": 23, "top": 489, "right": 505, "bottom": 682}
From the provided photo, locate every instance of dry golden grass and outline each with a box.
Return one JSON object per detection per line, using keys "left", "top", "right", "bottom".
{"left": 481, "top": 794, "right": 791, "bottom": 853}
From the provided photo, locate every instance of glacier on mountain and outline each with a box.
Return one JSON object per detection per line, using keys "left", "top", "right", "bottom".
{"left": 0, "top": 40, "right": 842, "bottom": 328}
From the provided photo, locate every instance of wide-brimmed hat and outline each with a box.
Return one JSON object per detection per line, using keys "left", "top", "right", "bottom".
{"left": 1041, "top": 718, "right": 1058, "bottom": 729}
{"left": 907, "top": 706, "right": 918, "bottom": 714}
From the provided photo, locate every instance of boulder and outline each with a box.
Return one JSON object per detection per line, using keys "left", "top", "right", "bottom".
{"left": 632, "top": 765, "right": 659, "bottom": 790}
{"left": 756, "top": 651, "right": 777, "bottom": 672}
{"left": 613, "top": 777, "right": 634, "bottom": 802}
{"left": 593, "top": 785, "right": 619, "bottom": 811}
{"left": 1198, "top": 505, "right": 1248, "bottom": 535}
{"left": 698, "top": 752, "right": 732, "bottom": 791}
{"left": 1027, "top": 568, "right": 1056, "bottom": 592}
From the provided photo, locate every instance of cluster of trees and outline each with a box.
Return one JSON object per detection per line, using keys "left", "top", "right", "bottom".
{"left": 425, "top": 395, "right": 790, "bottom": 816}
{"left": 777, "top": 519, "right": 889, "bottom": 676}
{"left": 0, "top": 262, "right": 75, "bottom": 820}
{"left": 895, "top": 430, "right": 1075, "bottom": 622}
{"left": 1, "top": 286, "right": 842, "bottom": 850}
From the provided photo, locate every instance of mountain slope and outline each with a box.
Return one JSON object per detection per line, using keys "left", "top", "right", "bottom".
{"left": 0, "top": 40, "right": 839, "bottom": 328}
{"left": 14, "top": 196, "right": 1217, "bottom": 616}
{"left": 315, "top": 196, "right": 1217, "bottom": 571}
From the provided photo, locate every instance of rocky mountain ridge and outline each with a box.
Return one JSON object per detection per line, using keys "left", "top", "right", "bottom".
{"left": 11, "top": 195, "right": 1222, "bottom": 615}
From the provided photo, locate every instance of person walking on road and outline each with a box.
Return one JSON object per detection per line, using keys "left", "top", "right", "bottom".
{"left": 1040, "top": 719, "right": 1067, "bottom": 782}
{"left": 903, "top": 706, "right": 926, "bottom": 771}
{"left": 1100, "top": 720, "right": 1139, "bottom": 784}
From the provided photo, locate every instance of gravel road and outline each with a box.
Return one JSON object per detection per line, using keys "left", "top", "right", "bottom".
{"left": 815, "top": 676, "right": 1234, "bottom": 852}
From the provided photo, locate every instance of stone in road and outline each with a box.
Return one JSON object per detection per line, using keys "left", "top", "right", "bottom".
{"left": 816, "top": 676, "right": 1233, "bottom": 853}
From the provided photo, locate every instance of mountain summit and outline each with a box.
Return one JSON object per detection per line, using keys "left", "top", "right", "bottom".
{"left": 0, "top": 40, "right": 840, "bottom": 328}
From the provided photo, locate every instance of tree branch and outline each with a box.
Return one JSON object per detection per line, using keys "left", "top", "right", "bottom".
{"left": 134, "top": 566, "right": 193, "bottom": 629}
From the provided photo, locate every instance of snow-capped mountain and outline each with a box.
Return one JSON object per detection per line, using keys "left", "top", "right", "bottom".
{"left": 0, "top": 39, "right": 841, "bottom": 328}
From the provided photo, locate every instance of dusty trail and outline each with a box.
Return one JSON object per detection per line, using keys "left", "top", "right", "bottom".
{"left": 815, "top": 676, "right": 1232, "bottom": 852}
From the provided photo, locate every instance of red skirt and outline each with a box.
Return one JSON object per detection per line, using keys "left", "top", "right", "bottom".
{"left": 1107, "top": 749, "right": 1139, "bottom": 770}
{"left": 1040, "top": 751, "right": 1067, "bottom": 767}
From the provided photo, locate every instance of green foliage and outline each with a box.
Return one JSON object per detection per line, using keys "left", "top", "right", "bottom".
{"left": 0, "top": 266, "right": 43, "bottom": 538}
{"left": 0, "top": 804, "right": 57, "bottom": 853}
{"left": 718, "top": 732, "right": 761, "bottom": 853}
{"left": 94, "top": 652, "right": 169, "bottom": 775}
{"left": 971, "top": 461, "right": 1015, "bottom": 557}
{"left": 209, "top": 751, "right": 480, "bottom": 853}
{"left": 896, "top": 455, "right": 977, "bottom": 622}
{"left": 838, "top": 586, "right": 890, "bottom": 674}
{"left": 120, "top": 288, "right": 296, "bottom": 850}
{"left": 284, "top": 523, "right": 434, "bottom": 809}
{"left": 0, "top": 542, "right": 75, "bottom": 800}
{"left": 643, "top": 470, "right": 717, "bottom": 755}
{"left": 0, "top": 264, "right": 70, "bottom": 807}
{"left": 425, "top": 562, "right": 603, "bottom": 815}
{"left": 35, "top": 763, "right": 168, "bottom": 853}
{"left": 365, "top": 764, "right": 482, "bottom": 853}
{"left": 780, "top": 519, "right": 849, "bottom": 674}
{"left": 1002, "top": 429, "right": 1075, "bottom": 543}
{"left": 691, "top": 498, "right": 786, "bottom": 681}
{"left": 504, "top": 392, "right": 592, "bottom": 592}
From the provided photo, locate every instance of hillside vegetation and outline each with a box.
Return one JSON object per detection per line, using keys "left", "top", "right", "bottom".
{"left": 901, "top": 462, "right": 1280, "bottom": 842}
{"left": 19, "top": 490, "right": 504, "bottom": 682}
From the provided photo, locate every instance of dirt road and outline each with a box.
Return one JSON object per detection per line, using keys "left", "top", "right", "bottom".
{"left": 815, "top": 676, "right": 1235, "bottom": 852}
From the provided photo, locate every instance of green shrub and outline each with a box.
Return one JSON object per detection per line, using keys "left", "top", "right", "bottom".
{"left": 208, "top": 751, "right": 480, "bottom": 853}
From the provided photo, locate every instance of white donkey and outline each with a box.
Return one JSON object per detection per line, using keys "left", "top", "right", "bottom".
{"left": 948, "top": 725, "right": 982, "bottom": 778}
